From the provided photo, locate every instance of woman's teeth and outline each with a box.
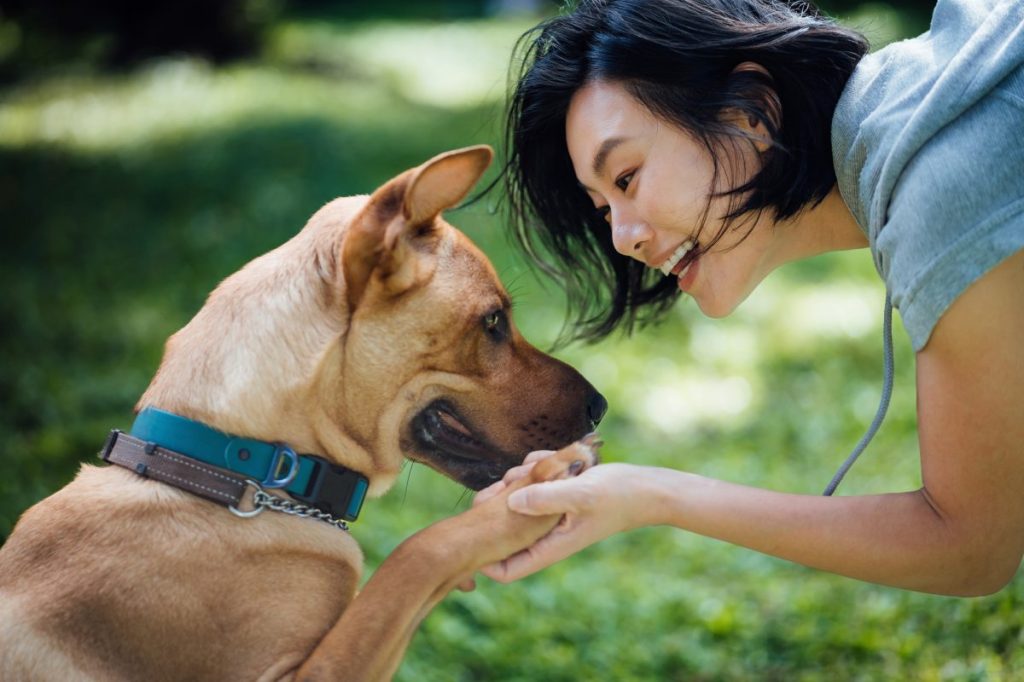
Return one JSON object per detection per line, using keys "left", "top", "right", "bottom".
{"left": 659, "top": 240, "right": 695, "bottom": 276}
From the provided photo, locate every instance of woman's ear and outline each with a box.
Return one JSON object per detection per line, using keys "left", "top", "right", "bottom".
{"left": 726, "top": 61, "right": 781, "bottom": 153}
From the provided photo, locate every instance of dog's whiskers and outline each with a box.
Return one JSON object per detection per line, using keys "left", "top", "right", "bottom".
{"left": 402, "top": 461, "right": 416, "bottom": 508}
{"left": 498, "top": 268, "right": 530, "bottom": 307}
{"left": 453, "top": 488, "right": 472, "bottom": 510}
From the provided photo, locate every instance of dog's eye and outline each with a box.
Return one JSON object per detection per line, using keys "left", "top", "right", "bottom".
{"left": 482, "top": 310, "right": 508, "bottom": 341}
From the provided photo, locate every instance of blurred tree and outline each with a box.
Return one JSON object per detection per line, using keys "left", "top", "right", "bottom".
{"left": 818, "top": 0, "right": 934, "bottom": 13}
{"left": 816, "top": 0, "right": 934, "bottom": 33}
{"left": 284, "top": 0, "right": 531, "bottom": 20}
{"left": 0, "top": 0, "right": 281, "bottom": 83}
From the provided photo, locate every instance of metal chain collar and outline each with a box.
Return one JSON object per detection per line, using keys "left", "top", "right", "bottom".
{"left": 230, "top": 479, "right": 350, "bottom": 532}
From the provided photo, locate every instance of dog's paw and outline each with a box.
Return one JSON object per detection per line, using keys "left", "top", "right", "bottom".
{"left": 434, "top": 433, "right": 603, "bottom": 575}
{"left": 525, "top": 433, "right": 601, "bottom": 485}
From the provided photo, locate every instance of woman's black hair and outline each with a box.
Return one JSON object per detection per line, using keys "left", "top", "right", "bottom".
{"left": 504, "top": 0, "right": 868, "bottom": 343}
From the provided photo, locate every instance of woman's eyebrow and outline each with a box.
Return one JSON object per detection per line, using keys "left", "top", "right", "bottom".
{"left": 592, "top": 136, "right": 628, "bottom": 176}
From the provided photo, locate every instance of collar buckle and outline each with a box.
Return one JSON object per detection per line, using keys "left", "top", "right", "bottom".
{"left": 292, "top": 455, "right": 368, "bottom": 522}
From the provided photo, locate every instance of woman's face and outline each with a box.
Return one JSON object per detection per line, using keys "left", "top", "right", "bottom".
{"left": 565, "top": 79, "right": 786, "bottom": 318}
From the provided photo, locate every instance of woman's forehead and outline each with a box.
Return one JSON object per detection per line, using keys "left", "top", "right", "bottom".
{"left": 566, "top": 81, "right": 658, "bottom": 175}
{"left": 567, "top": 81, "right": 649, "bottom": 134}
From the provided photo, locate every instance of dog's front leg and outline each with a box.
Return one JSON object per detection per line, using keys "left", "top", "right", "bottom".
{"left": 294, "top": 436, "right": 599, "bottom": 682}
{"left": 294, "top": 519, "right": 479, "bottom": 682}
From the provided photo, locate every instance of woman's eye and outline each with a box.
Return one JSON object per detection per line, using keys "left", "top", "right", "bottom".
{"left": 615, "top": 172, "right": 634, "bottom": 192}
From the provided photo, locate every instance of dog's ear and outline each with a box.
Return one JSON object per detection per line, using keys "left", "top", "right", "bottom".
{"left": 402, "top": 144, "right": 493, "bottom": 227}
{"left": 343, "top": 145, "right": 493, "bottom": 308}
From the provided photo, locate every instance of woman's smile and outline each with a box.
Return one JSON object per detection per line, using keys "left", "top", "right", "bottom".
{"left": 675, "top": 254, "right": 701, "bottom": 293}
{"left": 657, "top": 239, "right": 695, "bottom": 275}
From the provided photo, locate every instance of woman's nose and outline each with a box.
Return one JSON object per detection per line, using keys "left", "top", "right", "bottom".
{"left": 610, "top": 214, "right": 653, "bottom": 259}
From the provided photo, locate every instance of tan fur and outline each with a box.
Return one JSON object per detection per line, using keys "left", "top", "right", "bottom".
{"left": 0, "top": 146, "right": 601, "bottom": 680}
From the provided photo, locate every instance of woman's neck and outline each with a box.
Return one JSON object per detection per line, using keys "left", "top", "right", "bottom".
{"left": 804, "top": 185, "right": 867, "bottom": 253}
{"left": 773, "top": 185, "right": 868, "bottom": 265}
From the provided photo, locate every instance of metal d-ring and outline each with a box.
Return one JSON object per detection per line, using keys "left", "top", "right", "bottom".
{"left": 261, "top": 444, "right": 299, "bottom": 489}
{"left": 229, "top": 479, "right": 267, "bottom": 518}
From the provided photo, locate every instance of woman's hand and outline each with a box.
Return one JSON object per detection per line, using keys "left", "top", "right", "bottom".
{"left": 473, "top": 451, "right": 656, "bottom": 582}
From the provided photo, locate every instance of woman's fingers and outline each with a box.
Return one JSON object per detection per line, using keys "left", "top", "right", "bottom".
{"left": 503, "top": 461, "right": 538, "bottom": 484}
{"left": 474, "top": 449, "right": 564, "bottom": 507}
{"left": 471, "top": 461, "right": 539, "bottom": 507}
{"left": 523, "top": 449, "right": 556, "bottom": 464}
{"left": 472, "top": 478, "right": 506, "bottom": 507}
{"left": 478, "top": 520, "right": 588, "bottom": 582}
{"left": 507, "top": 477, "right": 584, "bottom": 516}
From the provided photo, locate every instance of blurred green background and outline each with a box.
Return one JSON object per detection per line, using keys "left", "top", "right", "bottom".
{"left": 2, "top": 1, "right": 1021, "bottom": 680}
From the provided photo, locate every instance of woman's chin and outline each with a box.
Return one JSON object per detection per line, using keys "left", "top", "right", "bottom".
{"left": 696, "top": 302, "right": 732, "bottom": 318}
{"left": 691, "top": 290, "right": 740, "bottom": 319}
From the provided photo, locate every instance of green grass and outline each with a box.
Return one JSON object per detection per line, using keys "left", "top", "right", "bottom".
{"left": 2, "top": 8, "right": 1022, "bottom": 681}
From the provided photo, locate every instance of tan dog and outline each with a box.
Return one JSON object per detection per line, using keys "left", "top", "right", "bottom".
{"left": 0, "top": 145, "right": 605, "bottom": 681}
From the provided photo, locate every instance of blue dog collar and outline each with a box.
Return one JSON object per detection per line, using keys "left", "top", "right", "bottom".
{"left": 130, "top": 407, "right": 368, "bottom": 522}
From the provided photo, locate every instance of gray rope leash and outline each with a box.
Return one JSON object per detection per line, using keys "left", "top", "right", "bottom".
{"left": 823, "top": 292, "right": 894, "bottom": 495}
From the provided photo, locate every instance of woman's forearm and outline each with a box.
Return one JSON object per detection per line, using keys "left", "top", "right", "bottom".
{"left": 640, "top": 467, "right": 1011, "bottom": 596}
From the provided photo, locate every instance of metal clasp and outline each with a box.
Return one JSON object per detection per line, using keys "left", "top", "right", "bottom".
{"left": 261, "top": 443, "right": 299, "bottom": 489}
{"left": 98, "top": 429, "right": 121, "bottom": 462}
{"left": 229, "top": 479, "right": 267, "bottom": 519}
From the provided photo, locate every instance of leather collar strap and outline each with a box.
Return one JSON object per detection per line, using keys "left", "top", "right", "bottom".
{"left": 127, "top": 408, "right": 368, "bottom": 522}
{"left": 101, "top": 430, "right": 249, "bottom": 508}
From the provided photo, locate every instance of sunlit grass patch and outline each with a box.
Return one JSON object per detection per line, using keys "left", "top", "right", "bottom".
{"left": 267, "top": 17, "right": 535, "bottom": 108}
{"left": 0, "top": 57, "right": 418, "bottom": 151}
{"left": 0, "top": 17, "right": 529, "bottom": 152}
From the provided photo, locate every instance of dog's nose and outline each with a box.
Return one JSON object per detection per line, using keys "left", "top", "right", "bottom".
{"left": 586, "top": 389, "right": 608, "bottom": 426}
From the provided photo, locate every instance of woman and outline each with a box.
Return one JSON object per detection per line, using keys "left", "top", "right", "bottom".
{"left": 475, "top": 0, "right": 1024, "bottom": 596}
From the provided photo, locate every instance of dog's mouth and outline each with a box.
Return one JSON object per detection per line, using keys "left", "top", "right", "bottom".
{"left": 409, "top": 400, "right": 517, "bottom": 490}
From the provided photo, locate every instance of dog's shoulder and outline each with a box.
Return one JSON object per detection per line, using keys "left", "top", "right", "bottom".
{"left": 1, "top": 464, "right": 364, "bottom": 680}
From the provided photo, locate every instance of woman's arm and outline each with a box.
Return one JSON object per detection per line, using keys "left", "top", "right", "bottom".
{"left": 909, "top": 247, "right": 1024, "bottom": 592}
{"left": 481, "top": 250, "right": 1024, "bottom": 595}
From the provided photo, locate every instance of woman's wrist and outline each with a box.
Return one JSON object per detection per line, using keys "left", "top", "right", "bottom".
{"left": 622, "top": 464, "right": 692, "bottom": 530}
{"left": 631, "top": 465, "right": 718, "bottom": 531}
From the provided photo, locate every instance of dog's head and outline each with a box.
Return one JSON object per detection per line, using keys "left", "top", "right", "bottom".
{"left": 141, "top": 146, "right": 605, "bottom": 495}
{"left": 329, "top": 146, "right": 605, "bottom": 491}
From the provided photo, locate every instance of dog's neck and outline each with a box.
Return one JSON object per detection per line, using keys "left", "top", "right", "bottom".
{"left": 137, "top": 199, "right": 387, "bottom": 490}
